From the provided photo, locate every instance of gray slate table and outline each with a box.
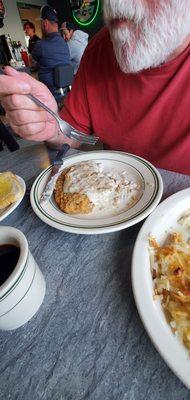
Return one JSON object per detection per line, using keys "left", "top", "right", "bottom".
{"left": 1, "top": 140, "right": 190, "bottom": 400}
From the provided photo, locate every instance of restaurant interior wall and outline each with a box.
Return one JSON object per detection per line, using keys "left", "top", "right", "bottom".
{"left": 0, "top": 0, "right": 46, "bottom": 46}
{"left": 47, "top": 0, "right": 104, "bottom": 39}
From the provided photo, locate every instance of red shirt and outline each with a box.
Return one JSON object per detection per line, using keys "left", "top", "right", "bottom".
{"left": 61, "top": 27, "right": 190, "bottom": 175}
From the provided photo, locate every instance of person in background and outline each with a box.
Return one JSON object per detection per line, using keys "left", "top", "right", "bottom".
{"left": 0, "top": 1, "right": 190, "bottom": 174}
{"left": 24, "top": 21, "right": 40, "bottom": 54}
{"left": 29, "top": 5, "right": 70, "bottom": 95}
{"left": 60, "top": 21, "right": 88, "bottom": 74}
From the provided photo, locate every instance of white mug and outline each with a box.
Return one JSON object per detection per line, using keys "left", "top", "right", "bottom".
{"left": 0, "top": 226, "right": 46, "bottom": 330}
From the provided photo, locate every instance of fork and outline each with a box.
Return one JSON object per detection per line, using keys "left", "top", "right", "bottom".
{"left": 27, "top": 93, "right": 99, "bottom": 145}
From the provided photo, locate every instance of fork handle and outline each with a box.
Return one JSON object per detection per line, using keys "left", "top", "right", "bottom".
{"left": 27, "top": 93, "right": 60, "bottom": 124}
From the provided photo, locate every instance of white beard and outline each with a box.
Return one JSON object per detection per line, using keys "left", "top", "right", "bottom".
{"left": 103, "top": 0, "right": 190, "bottom": 73}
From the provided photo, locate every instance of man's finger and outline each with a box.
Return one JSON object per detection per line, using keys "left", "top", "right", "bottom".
{"left": 10, "top": 121, "right": 47, "bottom": 138}
{"left": 1, "top": 66, "right": 57, "bottom": 113}
{"left": 3, "top": 66, "right": 42, "bottom": 91}
{"left": 10, "top": 121, "right": 58, "bottom": 142}
{"left": 2, "top": 66, "right": 50, "bottom": 100}
{"left": 0, "top": 75, "right": 31, "bottom": 96}
{"left": 2, "top": 94, "right": 42, "bottom": 111}
{"left": 6, "top": 109, "right": 48, "bottom": 126}
{"left": 0, "top": 66, "right": 46, "bottom": 98}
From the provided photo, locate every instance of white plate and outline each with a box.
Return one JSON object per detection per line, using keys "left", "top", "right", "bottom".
{"left": 30, "top": 151, "right": 163, "bottom": 235}
{"left": 132, "top": 188, "right": 190, "bottom": 389}
{"left": 0, "top": 175, "right": 26, "bottom": 222}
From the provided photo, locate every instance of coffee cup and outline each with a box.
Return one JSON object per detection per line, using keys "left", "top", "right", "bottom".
{"left": 0, "top": 226, "right": 46, "bottom": 330}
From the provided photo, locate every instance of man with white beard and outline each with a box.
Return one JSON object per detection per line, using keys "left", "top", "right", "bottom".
{"left": 0, "top": 0, "right": 190, "bottom": 174}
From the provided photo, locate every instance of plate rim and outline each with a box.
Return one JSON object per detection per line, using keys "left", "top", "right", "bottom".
{"left": 30, "top": 151, "right": 163, "bottom": 234}
{"left": 0, "top": 175, "right": 26, "bottom": 222}
{"left": 132, "top": 187, "right": 190, "bottom": 389}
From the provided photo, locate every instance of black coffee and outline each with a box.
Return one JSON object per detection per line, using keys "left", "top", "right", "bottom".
{"left": 0, "top": 244, "right": 20, "bottom": 286}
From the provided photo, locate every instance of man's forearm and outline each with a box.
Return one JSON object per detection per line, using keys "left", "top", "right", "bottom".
{"left": 29, "top": 55, "right": 38, "bottom": 68}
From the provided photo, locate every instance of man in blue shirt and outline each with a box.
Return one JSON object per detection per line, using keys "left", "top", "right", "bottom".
{"left": 30, "top": 5, "right": 70, "bottom": 95}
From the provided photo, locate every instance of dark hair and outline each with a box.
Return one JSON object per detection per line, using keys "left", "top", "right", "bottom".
{"left": 40, "top": 5, "right": 58, "bottom": 22}
{"left": 24, "top": 21, "right": 35, "bottom": 32}
{"left": 65, "top": 22, "right": 75, "bottom": 31}
{"left": 66, "top": 22, "right": 75, "bottom": 31}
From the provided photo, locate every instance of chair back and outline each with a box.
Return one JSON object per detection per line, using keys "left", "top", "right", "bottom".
{"left": 54, "top": 64, "right": 74, "bottom": 89}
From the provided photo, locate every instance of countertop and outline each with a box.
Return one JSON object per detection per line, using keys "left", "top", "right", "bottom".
{"left": 0, "top": 140, "right": 190, "bottom": 400}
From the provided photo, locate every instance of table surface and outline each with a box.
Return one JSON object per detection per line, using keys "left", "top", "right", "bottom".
{"left": 1, "top": 140, "right": 190, "bottom": 400}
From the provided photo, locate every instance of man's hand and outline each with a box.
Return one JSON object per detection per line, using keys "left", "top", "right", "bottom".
{"left": 28, "top": 54, "right": 38, "bottom": 69}
{"left": 0, "top": 66, "right": 63, "bottom": 145}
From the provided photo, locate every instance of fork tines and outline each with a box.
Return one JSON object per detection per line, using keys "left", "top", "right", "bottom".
{"left": 70, "top": 130, "right": 99, "bottom": 145}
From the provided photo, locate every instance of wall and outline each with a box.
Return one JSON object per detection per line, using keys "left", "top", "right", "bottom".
{"left": 0, "top": 0, "right": 46, "bottom": 45}
{"left": 48, "top": 0, "right": 104, "bottom": 39}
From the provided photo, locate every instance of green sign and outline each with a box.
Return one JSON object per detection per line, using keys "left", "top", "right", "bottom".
{"left": 70, "top": 0, "right": 100, "bottom": 27}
